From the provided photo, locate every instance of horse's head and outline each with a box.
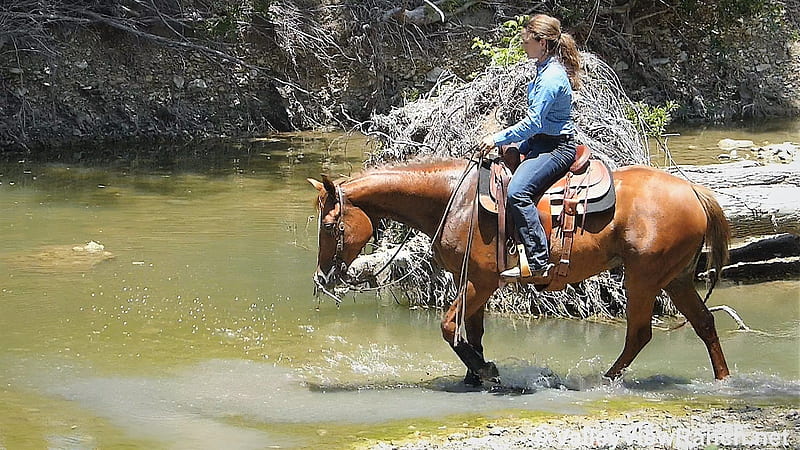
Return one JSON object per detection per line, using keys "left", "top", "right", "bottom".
{"left": 308, "top": 175, "right": 374, "bottom": 293}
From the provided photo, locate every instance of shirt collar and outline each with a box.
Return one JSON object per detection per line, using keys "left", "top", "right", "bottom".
{"left": 537, "top": 56, "right": 554, "bottom": 70}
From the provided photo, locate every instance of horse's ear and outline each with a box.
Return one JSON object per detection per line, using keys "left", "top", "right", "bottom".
{"left": 307, "top": 178, "right": 324, "bottom": 192}
{"left": 320, "top": 175, "right": 337, "bottom": 197}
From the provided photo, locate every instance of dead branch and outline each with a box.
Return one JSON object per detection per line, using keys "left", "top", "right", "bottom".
{"left": 709, "top": 305, "right": 752, "bottom": 331}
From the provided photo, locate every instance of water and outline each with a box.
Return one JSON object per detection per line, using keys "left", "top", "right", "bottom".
{"left": 652, "top": 117, "right": 800, "bottom": 165}
{"left": 0, "top": 130, "right": 797, "bottom": 449}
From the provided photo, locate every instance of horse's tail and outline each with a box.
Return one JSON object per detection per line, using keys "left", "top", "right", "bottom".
{"left": 693, "top": 184, "right": 731, "bottom": 301}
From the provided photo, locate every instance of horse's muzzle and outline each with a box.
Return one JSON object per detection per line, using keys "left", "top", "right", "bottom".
{"left": 313, "top": 265, "right": 348, "bottom": 304}
{"left": 313, "top": 268, "right": 333, "bottom": 290}
{"left": 313, "top": 265, "right": 344, "bottom": 291}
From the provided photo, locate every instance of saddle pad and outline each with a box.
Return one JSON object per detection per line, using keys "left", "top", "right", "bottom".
{"left": 550, "top": 172, "right": 616, "bottom": 216}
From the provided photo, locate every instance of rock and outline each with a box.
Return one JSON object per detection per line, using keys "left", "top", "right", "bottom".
{"left": 718, "top": 138, "right": 754, "bottom": 150}
{"left": 754, "top": 142, "right": 798, "bottom": 163}
{"left": 758, "top": 142, "right": 798, "bottom": 153}
{"left": 72, "top": 241, "right": 105, "bottom": 253}
{"left": 188, "top": 78, "right": 208, "bottom": 89}
{"left": 425, "top": 67, "right": 446, "bottom": 83}
{"left": 7, "top": 242, "right": 115, "bottom": 273}
{"left": 74, "top": 60, "right": 88, "bottom": 70}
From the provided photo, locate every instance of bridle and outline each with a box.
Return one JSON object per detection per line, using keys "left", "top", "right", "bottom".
{"left": 313, "top": 154, "right": 483, "bottom": 309}
{"left": 315, "top": 180, "right": 422, "bottom": 303}
{"left": 314, "top": 184, "right": 349, "bottom": 302}
{"left": 331, "top": 185, "right": 348, "bottom": 275}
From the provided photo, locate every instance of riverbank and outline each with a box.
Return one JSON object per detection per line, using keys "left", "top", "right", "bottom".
{"left": 369, "top": 405, "right": 799, "bottom": 449}
{"left": 2, "top": 1, "right": 799, "bottom": 152}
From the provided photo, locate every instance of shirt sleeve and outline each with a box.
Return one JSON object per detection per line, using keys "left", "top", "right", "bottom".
{"left": 492, "top": 77, "right": 560, "bottom": 147}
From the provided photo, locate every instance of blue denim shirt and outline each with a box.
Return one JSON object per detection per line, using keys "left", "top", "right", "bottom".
{"left": 492, "top": 57, "right": 574, "bottom": 154}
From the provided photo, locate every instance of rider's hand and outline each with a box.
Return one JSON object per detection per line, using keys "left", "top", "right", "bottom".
{"left": 479, "top": 135, "right": 496, "bottom": 156}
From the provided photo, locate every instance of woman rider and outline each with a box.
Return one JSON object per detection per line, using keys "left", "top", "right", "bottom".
{"left": 479, "top": 14, "right": 583, "bottom": 280}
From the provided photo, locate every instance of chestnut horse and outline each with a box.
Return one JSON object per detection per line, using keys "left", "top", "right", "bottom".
{"left": 309, "top": 158, "right": 731, "bottom": 386}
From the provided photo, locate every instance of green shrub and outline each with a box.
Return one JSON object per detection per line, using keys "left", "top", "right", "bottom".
{"left": 625, "top": 101, "right": 680, "bottom": 137}
{"left": 471, "top": 15, "right": 529, "bottom": 67}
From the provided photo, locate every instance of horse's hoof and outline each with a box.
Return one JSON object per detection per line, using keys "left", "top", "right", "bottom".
{"left": 601, "top": 372, "right": 623, "bottom": 386}
{"left": 464, "top": 370, "right": 482, "bottom": 387}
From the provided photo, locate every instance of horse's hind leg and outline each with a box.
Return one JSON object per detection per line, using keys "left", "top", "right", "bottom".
{"left": 665, "top": 273, "right": 730, "bottom": 379}
{"left": 605, "top": 276, "right": 658, "bottom": 379}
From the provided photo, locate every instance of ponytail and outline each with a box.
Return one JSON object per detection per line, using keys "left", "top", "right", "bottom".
{"left": 557, "top": 32, "right": 583, "bottom": 90}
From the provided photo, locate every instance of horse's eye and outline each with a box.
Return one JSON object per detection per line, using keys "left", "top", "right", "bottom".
{"left": 323, "top": 222, "right": 336, "bottom": 232}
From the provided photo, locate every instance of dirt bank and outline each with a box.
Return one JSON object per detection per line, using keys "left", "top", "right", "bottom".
{"left": 370, "top": 405, "right": 799, "bottom": 449}
{"left": 1, "top": 1, "right": 798, "bottom": 153}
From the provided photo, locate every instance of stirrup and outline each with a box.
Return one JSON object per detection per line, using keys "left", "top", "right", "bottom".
{"left": 516, "top": 243, "right": 533, "bottom": 278}
{"left": 500, "top": 243, "right": 553, "bottom": 281}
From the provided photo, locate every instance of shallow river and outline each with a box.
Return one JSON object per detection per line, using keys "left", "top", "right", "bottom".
{"left": 0, "top": 128, "right": 798, "bottom": 449}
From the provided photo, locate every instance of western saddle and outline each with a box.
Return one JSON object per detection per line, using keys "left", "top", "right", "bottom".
{"left": 478, "top": 144, "right": 616, "bottom": 290}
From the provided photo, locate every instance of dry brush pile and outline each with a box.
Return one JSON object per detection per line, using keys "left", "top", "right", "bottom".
{"left": 343, "top": 53, "right": 678, "bottom": 318}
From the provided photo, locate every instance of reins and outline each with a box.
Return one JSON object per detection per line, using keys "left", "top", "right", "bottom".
{"left": 430, "top": 150, "right": 484, "bottom": 346}
{"left": 431, "top": 154, "right": 483, "bottom": 247}
{"left": 320, "top": 152, "right": 483, "bottom": 324}
{"left": 370, "top": 226, "right": 414, "bottom": 279}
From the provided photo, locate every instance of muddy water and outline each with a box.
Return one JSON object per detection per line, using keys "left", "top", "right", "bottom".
{"left": 652, "top": 117, "right": 800, "bottom": 165}
{"left": 0, "top": 130, "right": 797, "bottom": 449}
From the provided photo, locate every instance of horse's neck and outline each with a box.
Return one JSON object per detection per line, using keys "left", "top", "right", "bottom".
{"left": 344, "top": 164, "right": 461, "bottom": 236}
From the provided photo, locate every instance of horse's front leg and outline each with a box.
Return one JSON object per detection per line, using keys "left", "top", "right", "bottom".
{"left": 462, "top": 307, "right": 501, "bottom": 386}
{"left": 441, "top": 282, "right": 498, "bottom": 386}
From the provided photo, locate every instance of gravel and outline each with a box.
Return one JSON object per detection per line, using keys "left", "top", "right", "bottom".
{"left": 371, "top": 406, "right": 799, "bottom": 449}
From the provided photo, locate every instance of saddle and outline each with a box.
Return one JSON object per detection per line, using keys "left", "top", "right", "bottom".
{"left": 478, "top": 145, "right": 616, "bottom": 290}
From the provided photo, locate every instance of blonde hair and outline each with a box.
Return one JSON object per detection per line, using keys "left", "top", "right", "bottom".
{"left": 526, "top": 14, "right": 583, "bottom": 90}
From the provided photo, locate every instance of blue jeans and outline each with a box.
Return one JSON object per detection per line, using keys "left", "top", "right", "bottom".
{"left": 507, "top": 134, "right": 576, "bottom": 269}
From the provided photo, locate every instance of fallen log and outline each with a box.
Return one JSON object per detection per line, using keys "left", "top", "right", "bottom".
{"left": 720, "top": 258, "right": 800, "bottom": 283}
{"left": 666, "top": 160, "right": 800, "bottom": 237}
{"left": 697, "top": 233, "right": 800, "bottom": 282}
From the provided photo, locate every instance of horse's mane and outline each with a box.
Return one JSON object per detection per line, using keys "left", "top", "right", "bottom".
{"left": 349, "top": 157, "right": 466, "bottom": 182}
